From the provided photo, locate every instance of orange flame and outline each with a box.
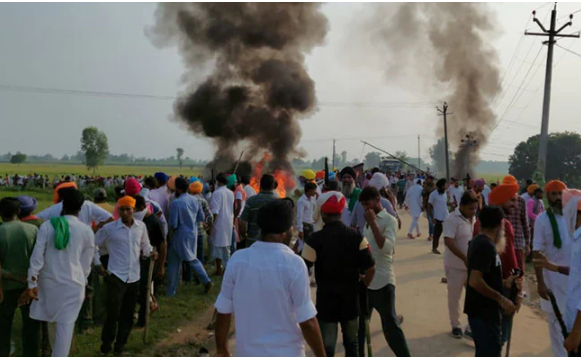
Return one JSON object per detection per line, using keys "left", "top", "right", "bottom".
{"left": 249, "top": 153, "right": 295, "bottom": 198}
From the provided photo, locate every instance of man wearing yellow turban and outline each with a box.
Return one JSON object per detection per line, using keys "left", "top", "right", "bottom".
{"left": 533, "top": 180, "right": 570, "bottom": 357}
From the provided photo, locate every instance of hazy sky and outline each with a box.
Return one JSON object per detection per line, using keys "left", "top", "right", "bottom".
{"left": 2, "top": 2, "right": 581, "bottom": 163}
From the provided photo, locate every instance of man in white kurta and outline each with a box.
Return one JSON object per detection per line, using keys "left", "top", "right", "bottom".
{"left": 533, "top": 181, "right": 571, "bottom": 357}
{"left": 404, "top": 180, "right": 424, "bottom": 239}
{"left": 26, "top": 191, "right": 95, "bottom": 357}
{"left": 210, "top": 174, "right": 234, "bottom": 275}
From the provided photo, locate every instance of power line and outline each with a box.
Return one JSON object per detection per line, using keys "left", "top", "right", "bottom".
{"left": 0, "top": 83, "right": 437, "bottom": 109}
{"left": 555, "top": 42, "right": 581, "bottom": 59}
{"left": 491, "top": 44, "right": 544, "bottom": 134}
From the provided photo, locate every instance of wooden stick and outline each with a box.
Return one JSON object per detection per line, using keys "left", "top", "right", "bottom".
{"left": 143, "top": 248, "right": 157, "bottom": 344}
{"left": 233, "top": 151, "right": 245, "bottom": 175}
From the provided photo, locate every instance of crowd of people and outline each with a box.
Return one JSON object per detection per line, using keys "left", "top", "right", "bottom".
{"left": 0, "top": 163, "right": 579, "bottom": 357}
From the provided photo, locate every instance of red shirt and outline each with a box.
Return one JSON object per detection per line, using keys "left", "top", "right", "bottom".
{"left": 473, "top": 218, "right": 518, "bottom": 279}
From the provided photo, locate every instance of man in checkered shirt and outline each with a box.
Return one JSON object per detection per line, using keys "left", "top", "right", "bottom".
{"left": 505, "top": 194, "right": 530, "bottom": 270}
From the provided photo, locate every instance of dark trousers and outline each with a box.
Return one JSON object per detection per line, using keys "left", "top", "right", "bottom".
{"left": 197, "top": 233, "right": 206, "bottom": 264}
{"left": 101, "top": 275, "right": 139, "bottom": 349}
{"left": 359, "top": 284, "right": 411, "bottom": 357}
{"left": 433, "top": 219, "right": 444, "bottom": 250}
{"left": 318, "top": 317, "right": 359, "bottom": 357}
{"left": 468, "top": 316, "right": 502, "bottom": 357}
{"left": 397, "top": 192, "right": 405, "bottom": 208}
{"left": 0, "top": 288, "right": 40, "bottom": 357}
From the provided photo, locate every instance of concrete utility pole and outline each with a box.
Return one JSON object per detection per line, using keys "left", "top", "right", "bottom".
{"left": 437, "top": 102, "right": 452, "bottom": 182}
{"left": 417, "top": 135, "right": 421, "bottom": 171}
{"left": 526, "top": 4, "right": 579, "bottom": 178}
{"left": 332, "top": 139, "right": 336, "bottom": 170}
{"left": 461, "top": 134, "right": 478, "bottom": 173}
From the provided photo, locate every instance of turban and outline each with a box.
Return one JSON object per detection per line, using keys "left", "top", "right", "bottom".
{"left": 474, "top": 179, "right": 486, "bottom": 188}
{"left": 563, "top": 189, "right": 581, "bottom": 235}
{"left": 501, "top": 175, "right": 517, "bottom": 186}
{"left": 328, "top": 172, "right": 336, "bottom": 181}
{"left": 315, "top": 170, "right": 325, "bottom": 180}
{"left": 167, "top": 176, "right": 178, "bottom": 191}
{"left": 488, "top": 184, "right": 519, "bottom": 206}
{"left": 154, "top": 172, "right": 168, "bottom": 185}
{"left": 301, "top": 170, "right": 316, "bottom": 181}
{"left": 202, "top": 183, "right": 210, "bottom": 194}
{"left": 319, "top": 191, "right": 346, "bottom": 214}
{"left": 17, "top": 196, "right": 37, "bottom": 215}
{"left": 257, "top": 199, "right": 295, "bottom": 235}
{"left": 340, "top": 167, "right": 357, "bottom": 180}
{"left": 124, "top": 178, "right": 141, "bottom": 196}
{"left": 545, "top": 180, "right": 567, "bottom": 193}
{"left": 53, "top": 182, "right": 77, "bottom": 203}
{"left": 368, "top": 172, "right": 390, "bottom": 190}
{"left": 227, "top": 174, "right": 237, "bottom": 189}
{"left": 117, "top": 196, "right": 136, "bottom": 208}
{"left": 189, "top": 181, "right": 203, "bottom": 194}
{"left": 527, "top": 184, "right": 540, "bottom": 195}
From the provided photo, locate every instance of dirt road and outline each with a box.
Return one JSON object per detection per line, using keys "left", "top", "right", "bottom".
{"left": 227, "top": 210, "right": 553, "bottom": 357}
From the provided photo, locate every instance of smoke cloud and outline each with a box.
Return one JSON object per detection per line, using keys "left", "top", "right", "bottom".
{"left": 148, "top": 3, "right": 328, "bottom": 172}
{"left": 363, "top": 3, "right": 501, "bottom": 177}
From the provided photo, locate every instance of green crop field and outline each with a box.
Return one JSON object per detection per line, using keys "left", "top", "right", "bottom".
{"left": 0, "top": 163, "right": 203, "bottom": 178}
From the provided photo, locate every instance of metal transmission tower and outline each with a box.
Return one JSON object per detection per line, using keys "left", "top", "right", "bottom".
{"left": 525, "top": 4, "right": 579, "bottom": 178}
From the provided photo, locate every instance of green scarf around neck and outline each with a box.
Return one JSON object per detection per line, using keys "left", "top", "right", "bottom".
{"left": 348, "top": 188, "right": 362, "bottom": 212}
{"left": 546, "top": 208, "right": 562, "bottom": 249}
{"left": 50, "top": 217, "right": 70, "bottom": 250}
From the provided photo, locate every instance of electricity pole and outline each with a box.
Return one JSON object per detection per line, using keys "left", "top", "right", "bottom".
{"left": 525, "top": 4, "right": 579, "bottom": 178}
{"left": 437, "top": 102, "right": 452, "bottom": 182}
{"left": 417, "top": 135, "right": 421, "bottom": 171}
{"left": 461, "top": 134, "right": 478, "bottom": 174}
{"left": 332, "top": 139, "right": 336, "bottom": 170}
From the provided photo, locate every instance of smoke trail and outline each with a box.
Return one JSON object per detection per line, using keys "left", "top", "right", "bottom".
{"left": 148, "top": 3, "right": 328, "bottom": 172}
{"left": 364, "top": 3, "right": 501, "bottom": 177}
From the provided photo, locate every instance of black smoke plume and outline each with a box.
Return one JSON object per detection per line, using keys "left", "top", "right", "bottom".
{"left": 363, "top": 3, "right": 501, "bottom": 177}
{"left": 148, "top": 3, "right": 328, "bottom": 172}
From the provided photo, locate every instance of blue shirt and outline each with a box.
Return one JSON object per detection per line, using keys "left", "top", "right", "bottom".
{"left": 169, "top": 193, "right": 205, "bottom": 261}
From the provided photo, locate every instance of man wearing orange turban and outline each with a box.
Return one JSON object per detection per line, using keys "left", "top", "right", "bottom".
{"left": 532, "top": 179, "right": 570, "bottom": 357}
{"left": 496, "top": 176, "right": 531, "bottom": 272}
{"left": 53, "top": 181, "right": 77, "bottom": 203}
{"left": 95, "top": 192, "right": 154, "bottom": 355}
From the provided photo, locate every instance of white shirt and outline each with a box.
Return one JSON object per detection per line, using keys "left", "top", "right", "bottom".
{"left": 533, "top": 212, "right": 571, "bottom": 313}
{"left": 210, "top": 186, "right": 234, "bottom": 247}
{"left": 37, "top": 200, "right": 112, "bottom": 227}
{"left": 521, "top": 192, "right": 532, "bottom": 206}
{"left": 428, "top": 190, "right": 449, "bottom": 221}
{"left": 482, "top": 185, "right": 491, "bottom": 203}
{"left": 95, "top": 219, "right": 152, "bottom": 283}
{"left": 149, "top": 185, "right": 171, "bottom": 216}
{"left": 405, "top": 184, "right": 423, "bottom": 218}
{"left": 243, "top": 185, "right": 257, "bottom": 199}
{"left": 296, "top": 195, "right": 315, "bottom": 232}
{"left": 341, "top": 198, "right": 352, "bottom": 226}
{"left": 447, "top": 186, "right": 464, "bottom": 206}
{"left": 215, "top": 241, "right": 317, "bottom": 357}
{"left": 566, "top": 226, "right": 581, "bottom": 330}
{"left": 443, "top": 209, "right": 474, "bottom": 270}
{"left": 28, "top": 216, "right": 95, "bottom": 324}
{"left": 235, "top": 190, "right": 246, "bottom": 218}
{"left": 365, "top": 210, "right": 397, "bottom": 290}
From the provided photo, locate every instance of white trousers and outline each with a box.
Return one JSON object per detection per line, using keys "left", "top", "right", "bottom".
{"left": 445, "top": 267, "right": 466, "bottom": 329}
{"left": 547, "top": 312, "right": 567, "bottom": 357}
{"left": 47, "top": 322, "right": 75, "bottom": 357}
{"left": 408, "top": 216, "right": 420, "bottom": 235}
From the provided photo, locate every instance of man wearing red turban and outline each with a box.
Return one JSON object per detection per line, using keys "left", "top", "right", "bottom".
{"left": 302, "top": 191, "right": 375, "bottom": 357}
{"left": 533, "top": 180, "right": 570, "bottom": 357}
